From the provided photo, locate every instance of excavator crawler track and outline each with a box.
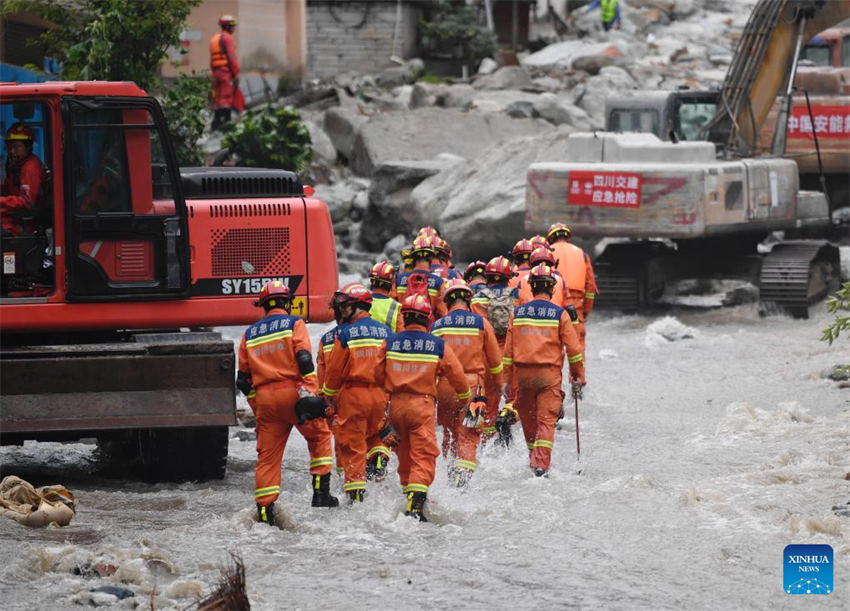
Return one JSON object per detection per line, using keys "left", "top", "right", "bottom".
{"left": 759, "top": 240, "right": 840, "bottom": 319}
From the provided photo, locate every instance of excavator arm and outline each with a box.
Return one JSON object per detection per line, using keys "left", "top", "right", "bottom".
{"left": 705, "top": 0, "right": 850, "bottom": 157}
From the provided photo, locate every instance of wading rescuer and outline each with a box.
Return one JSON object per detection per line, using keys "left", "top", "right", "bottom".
{"left": 508, "top": 239, "right": 533, "bottom": 289}
{"left": 238, "top": 280, "right": 338, "bottom": 526}
{"left": 209, "top": 14, "right": 243, "bottom": 131}
{"left": 320, "top": 283, "right": 393, "bottom": 501}
{"left": 503, "top": 264, "right": 585, "bottom": 477}
{"left": 316, "top": 298, "right": 346, "bottom": 479}
{"left": 463, "top": 260, "right": 488, "bottom": 293}
{"left": 395, "top": 235, "right": 448, "bottom": 323}
{"left": 516, "top": 246, "right": 569, "bottom": 308}
{"left": 368, "top": 260, "right": 402, "bottom": 332}
{"left": 432, "top": 279, "right": 503, "bottom": 486}
{"left": 547, "top": 222, "right": 597, "bottom": 355}
{"left": 383, "top": 294, "right": 470, "bottom": 521}
{"left": 1, "top": 123, "right": 45, "bottom": 237}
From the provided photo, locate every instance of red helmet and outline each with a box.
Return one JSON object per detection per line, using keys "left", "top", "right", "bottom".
{"left": 512, "top": 239, "right": 534, "bottom": 262}
{"left": 5, "top": 123, "right": 35, "bottom": 142}
{"left": 485, "top": 256, "right": 513, "bottom": 281}
{"left": 530, "top": 245, "right": 555, "bottom": 266}
{"left": 401, "top": 294, "right": 432, "bottom": 317}
{"left": 433, "top": 237, "right": 452, "bottom": 259}
{"left": 440, "top": 278, "right": 473, "bottom": 304}
{"left": 410, "top": 235, "right": 436, "bottom": 259}
{"left": 417, "top": 226, "right": 440, "bottom": 239}
{"left": 218, "top": 14, "right": 238, "bottom": 27}
{"left": 529, "top": 234, "right": 549, "bottom": 250}
{"left": 528, "top": 263, "right": 556, "bottom": 287}
{"left": 547, "top": 222, "right": 572, "bottom": 242}
{"left": 370, "top": 260, "right": 395, "bottom": 283}
{"left": 463, "top": 260, "right": 487, "bottom": 282}
{"left": 254, "top": 280, "right": 290, "bottom": 308}
{"left": 331, "top": 282, "right": 373, "bottom": 308}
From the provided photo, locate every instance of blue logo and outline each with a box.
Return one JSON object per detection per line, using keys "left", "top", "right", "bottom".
{"left": 784, "top": 544, "right": 833, "bottom": 595}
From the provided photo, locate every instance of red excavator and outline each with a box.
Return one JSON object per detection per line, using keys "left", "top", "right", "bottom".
{"left": 0, "top": 81, "right": 338, "bottom": 481}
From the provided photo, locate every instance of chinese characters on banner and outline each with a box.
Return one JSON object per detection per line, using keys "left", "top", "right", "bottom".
{"left": 787, "top": 105, "right": 850, "bottom": 139}
{"left": 568, "top": 170, "right": 642, "bottom": 207}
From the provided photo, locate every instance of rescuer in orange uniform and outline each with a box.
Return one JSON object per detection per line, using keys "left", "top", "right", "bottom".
{"left": 463, "top": 260, "right": 488, "bottom": 293}
{"left": 503, "top": 264, "right": 585, "bottom": 476}
{"left": 395, "top": 236, "right": 447, "bottom": 322}
{"left": 1, "top": 123, "right": 46, "bottom": 237}
{"left": 432, "top": 279, "right": 503, "bottom": 486}
{"left": 547, "top": 222, "right": 598, "bottom": 354}
{"left": 209, "top": 14, "right": 243, "bottom": 131}
{"left": 516, "top": 246, "right": 569, "bottom": 308}
{"left": 508, "top": 239, "right": 533, "bottom": 289}
{"left": 431, "top": 237, "right": 461, "bottom": 280}
{"left": 316, "top": 302, "right": 346, "bottom": 480}
{"left": 320, "top": 283, "right": 393, "bottom": 502}
{"left": 383, "top": 294, "right": 470, "bottom": 520}
{"left": 368, "top": 260, "right": 403, "bottom": 332}
{"left": 470, "top": 255, "right": 518, "bottom": 438}
{"left": 237, "top": 280, "right": 337, "bottom": 526}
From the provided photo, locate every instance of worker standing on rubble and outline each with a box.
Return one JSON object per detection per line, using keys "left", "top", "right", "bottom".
{"left": 547, "top": 222, "right": 597, "bottom": 355}
{"left": 383, "top": 294, "right": 470, "bottom": 521}
{"left": 209, "top": 14, "right": 243, "bottom": 131}
{"left": 503, "top": 264, "right": 585, "bottom": 476}
{"left": 320, "top": 284, "right": 393, "bottom": 501}
{"left": 238, "top": 280, "right": 337, "bottom": 527}
{"left": 369, "top": 260, "right": 403, "bottom": 332}
{"left": 572, "top": 0, "right": 621, "bottom": 31}
{"left": 432, "top": 279, "right": 503, "bottom": 486}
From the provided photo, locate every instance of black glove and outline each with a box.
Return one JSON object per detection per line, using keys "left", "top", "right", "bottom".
{"left": 565, "top": 305, "right": 578, "bottom": 322}
{"left": 295, "top": 395, "right": 329, "bottom": 424}
{"left": 378, "top": 422, "right": 399, "bottom": 448}
{"left": 236, "top": 371, "right": 253, "bottom": 396}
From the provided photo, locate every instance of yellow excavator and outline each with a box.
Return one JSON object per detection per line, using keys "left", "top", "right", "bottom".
{"left": 526, "top": 0, "right": 850, "bottom": 317}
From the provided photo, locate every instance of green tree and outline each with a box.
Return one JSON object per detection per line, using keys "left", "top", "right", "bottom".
{"left": 222, "top": 106, "right": 313, "bottom": 173}
{"left": 821, "top": 281, "right": 850, "bottom": 345}
{"left": 419, "top": 0, "right": 496, "bottom": 64}
{"left": 161, "top": 74, "right": 211, "bottom": 166}
{"left": 3, "top": 0, "right": 201, "bottom": 91}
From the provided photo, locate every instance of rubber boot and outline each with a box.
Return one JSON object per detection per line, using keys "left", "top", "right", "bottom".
{"left": 533, "top": 468, "right": 549, "bottom": 478}
{"left": 347, "top": 489, "right": 365, "bottom": 503}
{"left": 256, "top": 502, "right": 276, "bottom": 526}
{"left": 449, "top": 467, "right": 473, "bottom": 488}
{"left": 311, "top": 474, "right": 339, "bottom": 508}
{"left": 404, "top": 491, "right": 428, "bottom": 522}
{"left": 366, "top": 453, "right": 389, "bottom": 481}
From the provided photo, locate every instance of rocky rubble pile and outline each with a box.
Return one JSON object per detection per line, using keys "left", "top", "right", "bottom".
{"left": 284, "top": 0, "right": 756, "bottom": 263}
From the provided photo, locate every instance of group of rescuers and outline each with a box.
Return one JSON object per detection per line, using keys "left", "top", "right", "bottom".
{"left": 237, "top": 223, "right": 597, "bottom": 525}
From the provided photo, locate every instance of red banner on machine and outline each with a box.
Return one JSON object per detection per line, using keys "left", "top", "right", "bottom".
{"left": 568, "top": 170, "right": 642, "bottom": 207}
{"left": 787, "top": 105, "right": 850, "bottom": 139}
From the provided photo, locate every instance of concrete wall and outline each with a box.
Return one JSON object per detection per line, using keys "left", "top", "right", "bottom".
{"left": 306, "top": 0, "right": 422, "bottom": 79}
{"left": 163, "top": 0, "right": 306, "bottom": 82}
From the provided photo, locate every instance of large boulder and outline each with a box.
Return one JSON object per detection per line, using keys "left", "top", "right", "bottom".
{"left": 410, "top": 127, "right": 576, "bottom": 261}
{"left": 576, "top": 66, "right": 637, "bottom": 124}
{"left": 350, "top": 108, "right": 553, "bottom": 176}
{"left": 522, "top": 40, "right": 624, "bottom": 72}
{"left": 304, "top": 119, "right": 337, "bottom": 164}
{"left": 323, "top": 106, "right": 368, "bottom": 161}
{"left": 360, "top": 156, "right": 465, "bottom": 251}
{"left": 472, "top": 66, "right": 535, "bottom": 90}
{"left": 532, "top": 93, "right": 598, "bottom": 129}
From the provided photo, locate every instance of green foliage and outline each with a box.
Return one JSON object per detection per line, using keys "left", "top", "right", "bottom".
{"left": 417, "top": 72, "right": 445, "bottom": 84}
{"left": 222, "top": 106, "right": 313, "bottom": 172}
{"left": 419, "top": 0, "right": 496, "bottom": 63}
{"left": 2, "top": 0, "right": 201, "bottom": 91}
{"left": 821, "top": 281, "right": 850, "bottom": 345}
{"left": 161, "top": 74, "right": 211, "bottom": 166}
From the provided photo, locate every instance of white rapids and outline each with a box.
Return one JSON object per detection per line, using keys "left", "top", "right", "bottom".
{"left": 1, "top": 302, "right": 848, "bottom": 609}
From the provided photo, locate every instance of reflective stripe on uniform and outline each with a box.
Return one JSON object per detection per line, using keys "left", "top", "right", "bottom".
{"left": 533, "top": 439, "right": 553, "bottom": 449}
{"left": 386, "top": 351, "right": 439, "bottom": 363}
{"left": 366, "top": 445, "right": 391, "bottom": 458}
{"left": 347, "top": 338, "right": 385, "bottom": 348}
{"left": 310, "top": 456, "right": 333, "bottom": 467}
{"left": 512, "top": 318, "right": 559, "bottom": 327}
{"left": 455, "top": 459, "right": 477, "bottom": 471}
{"left": 246, "top": 329, "right": 293, "bottom": 347}
{"left": 302, "top": 371, "right": 317, "bottom": 379}
{"left": 489, "top": 362, "right": 503, "bottom": 374}
{"left": 585, "top": 292, "right": 595, "bottom": 300}
{"left": 568, "top": 353, "right": 583, "bottom": 364}
{"left": 321, "top": 384, "right": 339, "bottom": 397}
{"left": 502, "top": 356, "right": 514, "bottom": 365}
{"left": 457, "top": 389, "right": 471, "bottom": 400}
{"left": 432, "top": 327, "right": 479, "bottom": 337}
{"left": 403, "top": 483, "right": 429, "bottom": 494}
{"left": 322, "top": 343, "right": 334, "bottom": 353}
{"left": 343, "top": 481, "right": 366, "bottom": 492}
{"left": 482, "top": 426, "right": 496, "bottom": 434}
{"left": 255, "top": 485, "right": 280, "bottom": 498}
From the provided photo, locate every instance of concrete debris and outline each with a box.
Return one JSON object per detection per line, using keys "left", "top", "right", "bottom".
{"left": 472, "top": 66, "right": 535, "bottom": 91}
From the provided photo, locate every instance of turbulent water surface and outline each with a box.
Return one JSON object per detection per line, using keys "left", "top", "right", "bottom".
{"left": 1, "top": 303, "right": 848, "bottom": 609}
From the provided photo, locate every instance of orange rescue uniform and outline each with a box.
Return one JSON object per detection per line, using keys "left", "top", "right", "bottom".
{"left": 503, "top": 297, "right": 585, "bottom": 472}
{"left": 1, "top": 154, "right": 46, "bottom": 236}
{"left": 382, "top": 324, "right": 469, "bottom": 497}
{"left": 550, "top": 240, "right": 598, "bottom": 354}
{"left": 238, "top": 309, "right": 333, "bottom": 507}
{"left": 317, "top": 325, "right": 344, "bottom": 476}
{"left": 321, "top": 312, "right": 392, "bottom": 495}
{"left": 209, "top": 30, "right": 240, "bottom": 110}
{"left": 431, "top": 305, "right": 504, "bottom": 473}
{"left": 395, "top": 270, "right": 448, "bottom": 321}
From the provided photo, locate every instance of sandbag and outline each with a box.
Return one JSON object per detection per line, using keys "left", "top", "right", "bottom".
{"left": 0, "top": 475, "right": 76, "bottom": 527}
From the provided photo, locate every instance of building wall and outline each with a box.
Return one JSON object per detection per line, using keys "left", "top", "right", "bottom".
{"left": 306, "top": 0, "right": 422, "bottom": 79}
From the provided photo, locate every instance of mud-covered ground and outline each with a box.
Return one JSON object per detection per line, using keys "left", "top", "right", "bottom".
{"left": 1, "top": 302, "right": 848, "bottom": 609}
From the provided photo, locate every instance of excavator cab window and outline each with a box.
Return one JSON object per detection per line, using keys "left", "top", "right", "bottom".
{"left": 677, "top": 102, "right": 716, "bottom": 141}
{"left": 64, "top": 98, "right": 190, "bottom": 301}
{"left": 0, "top": 100, "right": 54, "bottom": 298}
{"left": 842, "top": 35, "right": 850, "bottom": 67}
{"left": 608, "top": 109, "right": 659, "bottom": 135}
{"left": 799, "top": 43, "right": 832, "bottom": 67}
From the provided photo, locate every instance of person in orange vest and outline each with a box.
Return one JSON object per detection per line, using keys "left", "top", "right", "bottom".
{"left": 508, "top": 239, "right": 533, "bottom": 289}
{"left": 237, "top": 280, "right": 338, "bottom": 526}
{"left": 368, "top": 260, "right": 402, "bottom": 332}
{"left": 382, "top": 294, "right": 470, "bottom": 520}
{"left": 320, "top": 283, "right": 393, "bottom": 501}
{"left": 463, "top": 260, "right": 488, "bottom": 293}
{"left": 1, "top": 123, "right": 46, "bottom": 237}
{"left": 516, "top": 246, "right": 569, "bottom": 308}
{"left": 209, "top": 14, "right": 243, "bottom": 131}
{"left": 470, "top": 255, "right": 517, "bottom": 438}
{"left": 432, "top": 279, "right": 503, "bottom": 486}
{"left": 395, "top": 235, "right": 447, "bottom": 322}
{"left": 503, "top": 264, "right": 585, "bottom": 476}
{"left": 547, "top": 222, "right": 598, "bottom": 354}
